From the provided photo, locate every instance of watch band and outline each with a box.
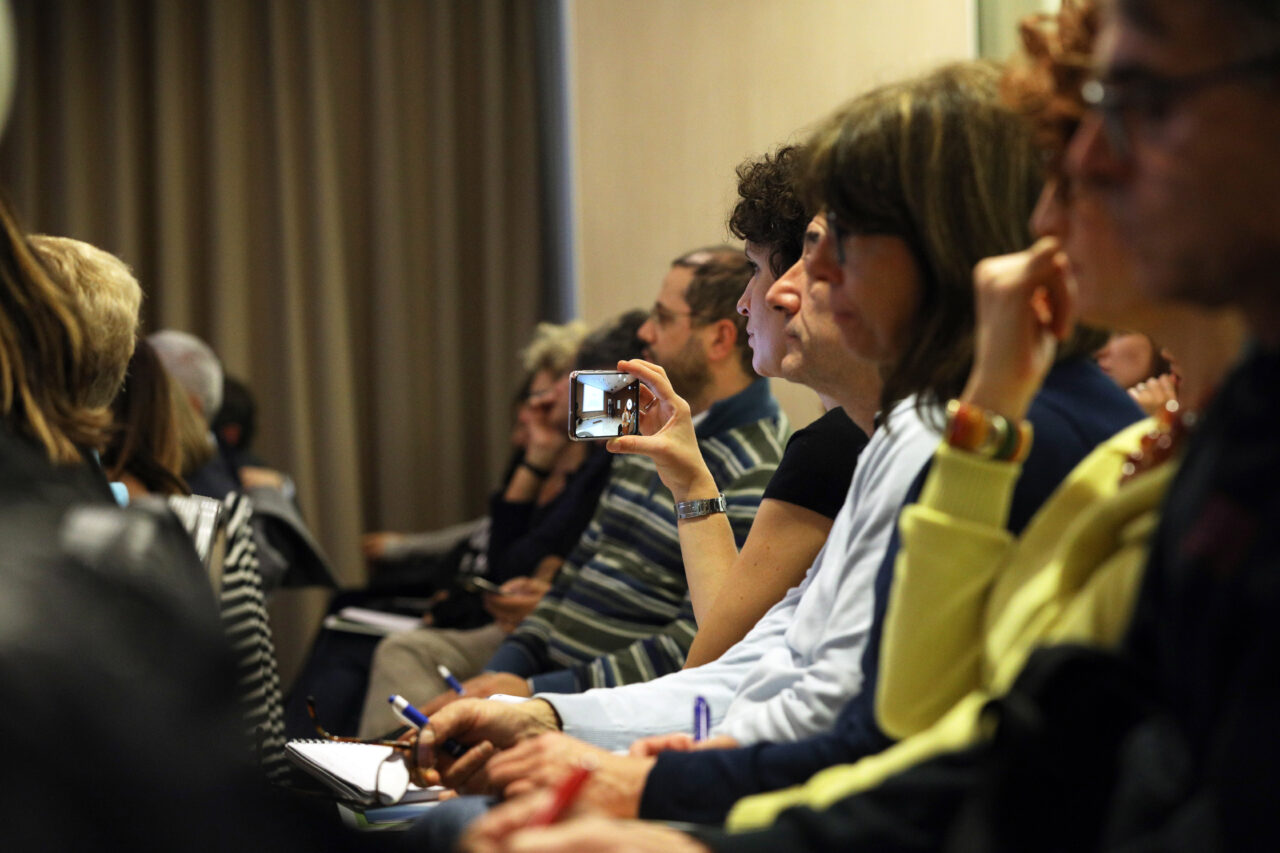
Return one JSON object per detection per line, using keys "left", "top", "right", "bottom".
{"left": 676, "top": 493, "right": 727, "bottom": 520}
{"left": 520, "top": 459, "right": 552, "bottom": 478}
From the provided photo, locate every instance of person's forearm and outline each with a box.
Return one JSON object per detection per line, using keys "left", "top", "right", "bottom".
{"left": 678, "top": 514, "right": 740, "bottom": 626}
{"left": 664, "top": 463, "right": 738, "bottom": 623}
{"left": 686, "top": 501, "right": 831, "bottom": 667}
{"left": 876, "top": 445, "right": 1020, "bottom": 740}
{"left": 503, "top": 463, "right": 547, "bottom": 503}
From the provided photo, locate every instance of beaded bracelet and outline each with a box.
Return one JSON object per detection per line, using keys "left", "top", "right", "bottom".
{"left": 945, "top": 399, "right": 1033, "bottom": 463}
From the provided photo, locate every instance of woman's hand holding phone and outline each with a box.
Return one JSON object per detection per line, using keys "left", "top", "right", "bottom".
{"left": 606, "top": 359, "right": 719, "bottom": 503}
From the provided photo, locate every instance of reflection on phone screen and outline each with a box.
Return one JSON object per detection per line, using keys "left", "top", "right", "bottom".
{"left": 569, "top": 371, "right": 641, "bottom": 440}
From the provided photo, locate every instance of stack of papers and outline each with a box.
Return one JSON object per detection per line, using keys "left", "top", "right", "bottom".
{"left": 285, "top": 740, "right": 445, "bottom": 806}
{"left": 321, "top": 607, "right": 423, "bottom": 636}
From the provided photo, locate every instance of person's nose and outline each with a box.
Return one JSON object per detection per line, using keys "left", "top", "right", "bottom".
{"left": 1065, "top": 111, "right": 1128, "bottom": 188}
{"left": 806, "top": 228, "right": 843, "bottom": 289}
{"left": 766, "top": 259, "right": 803, "bottom": 315}
{"left": 637, "top": 316, "right": 657, "bottom": 344}
{"left": 1029, "top": 178, "right": 1067, "bottom": 238}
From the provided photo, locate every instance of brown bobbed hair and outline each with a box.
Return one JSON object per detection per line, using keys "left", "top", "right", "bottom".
{"left": 729, "top": 146, "right": 808, "bottom": 278}
{"left": 800, "top": 60, "right": 1044, "bottom": 419}
{"left": 103, "top": 339, "right": 190, "bottom": 496}
{"left": 0, "top": 196, "right": 111, "bottom": 463}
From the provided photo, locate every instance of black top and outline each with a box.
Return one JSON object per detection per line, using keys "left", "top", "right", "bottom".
{"left": 1118, "top": 344, "right": 1280, "bottom": 850}
{"left": 486, "top": 445, "right": 614, "bottom": 584}
{"left": 762, "top": 407, "right": 866, "bottom": 519}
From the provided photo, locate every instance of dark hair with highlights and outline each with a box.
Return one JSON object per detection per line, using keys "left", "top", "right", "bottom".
{"left": 729, "top": 146, "right": 807, "bottom": 278}
{"left": 801, "top": 61, "right": 1043, "bottom": 419}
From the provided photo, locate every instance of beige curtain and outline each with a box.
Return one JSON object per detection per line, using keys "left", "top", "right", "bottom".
{"left": 0, "top": 0, "right": 549, "bottom": 680}
{"left": 0, "top": 0, "right": 547, "bottom": 579}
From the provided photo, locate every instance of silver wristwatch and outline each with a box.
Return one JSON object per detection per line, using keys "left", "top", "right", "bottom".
{"left": 676, "top": 493, "right": 727, "bottom": 520}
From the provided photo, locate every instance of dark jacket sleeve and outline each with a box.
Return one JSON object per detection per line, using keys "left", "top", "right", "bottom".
{"left": 484, "top": 449, "right": 612, "bottom": 585}
{"left": 640, "top": 360, "right": 1145, "bottom": 825}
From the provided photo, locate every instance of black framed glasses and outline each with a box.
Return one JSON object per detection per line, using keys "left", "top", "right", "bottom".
{"left": 305, "top": 696, "right": 425, "bottom": 802}
{"left": 1082, "top": 50, "right": 1280, "bottom": 157}
{"left": 648, "top": 302, "right": 696, "bottom": 328}
{"left": 825, "top": 208, "right": 847, "bottom": 265}
{"left": 305, "top": 696, "right": 410, "bottom": 749}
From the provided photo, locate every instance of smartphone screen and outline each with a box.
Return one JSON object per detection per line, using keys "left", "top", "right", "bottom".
{"left": 568, "top": 370, "right": 641, "bottom": 440}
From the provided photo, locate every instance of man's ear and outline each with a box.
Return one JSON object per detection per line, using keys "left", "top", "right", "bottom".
{"left": 701, "top": 317, "right": 740, "bottom": 364}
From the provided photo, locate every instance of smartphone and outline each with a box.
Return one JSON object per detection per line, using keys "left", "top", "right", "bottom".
{"left": 568, "top": 370, "right": 641, "bottom": 440}
{"left": 458, "top": 575, "right": 507, "bottom": 595}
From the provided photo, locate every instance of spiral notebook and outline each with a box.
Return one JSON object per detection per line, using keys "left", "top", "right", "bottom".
{"left": 285, "top": 740, "right": 445, "bottom": 806}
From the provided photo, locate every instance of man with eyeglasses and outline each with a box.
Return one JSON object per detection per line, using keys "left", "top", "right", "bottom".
{"left": 386, "top": 250, "right": 788, "bottom": 715}
{"left": 1063, "top": 0, "right": 1280, "bottom": 848}
{"left": 635, "top": 248, "right": 760, "bottom": 413}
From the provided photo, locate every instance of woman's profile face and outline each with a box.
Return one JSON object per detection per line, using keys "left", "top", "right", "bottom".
{"left": 804, "top": 216, "right": 923, "bottom": 368}
{"left": 1031, "top": 177, "right": 1144, "bottom": 331}
{"left": 737, "top": 240, "right": 785, "bottom": 377}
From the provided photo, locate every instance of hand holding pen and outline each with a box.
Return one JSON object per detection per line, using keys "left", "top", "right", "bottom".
{"left": 389, "top": 694, "right": 468, "bottom": 758}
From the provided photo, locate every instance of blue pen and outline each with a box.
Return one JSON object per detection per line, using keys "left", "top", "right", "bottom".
{"left": 388, "top": 694, "right": 467, "bottom": 757}
{"left": 437, "top": 664, "right": 466, "bottom": 695}
{"left": 693, "top": 695, "right": 710, "bottom": 742}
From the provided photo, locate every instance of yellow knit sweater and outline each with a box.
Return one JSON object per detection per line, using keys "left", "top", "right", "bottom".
{"left": 727, "top": 418, "right": 1174, "bottom": 830}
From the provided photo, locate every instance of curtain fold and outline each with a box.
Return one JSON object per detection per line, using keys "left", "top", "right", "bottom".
{"left": 0, "top": 0, "right": 549, "bottom": 595}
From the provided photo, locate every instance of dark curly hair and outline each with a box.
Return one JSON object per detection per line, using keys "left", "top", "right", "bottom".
{"left": 728, "top": 146, "right": 807, "bottom": 278}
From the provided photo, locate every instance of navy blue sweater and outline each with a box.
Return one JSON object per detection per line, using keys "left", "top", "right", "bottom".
{"left": 638, "top": 358, "right": 1144, "bottom": 824}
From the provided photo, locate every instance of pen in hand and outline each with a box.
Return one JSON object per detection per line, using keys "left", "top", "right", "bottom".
{"left": 388, "top": 694, "right": 467, "bottom": 758}
{"left": 693, "top": 695, "right": 710, "bottom": 742}
{"left": 438, "top": 664, "right": 466, "bottom": 695}
{"left": 526, "top": 763, "right": 594, "bottom": 826}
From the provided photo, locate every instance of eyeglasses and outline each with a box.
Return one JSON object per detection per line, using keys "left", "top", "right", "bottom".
{"left": 825, "top": 208, "right": 847, "bottom": 265}
{"left": 648, "top": 302, "right": 695, "bottom": 328}
{"left": 1082, "top": 50, "right": 1280, "bottom": 157}
{"left": 306, "top": 696, "right": 426, "bottom": 800}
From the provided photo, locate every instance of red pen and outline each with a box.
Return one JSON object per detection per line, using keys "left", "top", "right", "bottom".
{"left": 526, "top": 764, "right": 593, "bottom": 826}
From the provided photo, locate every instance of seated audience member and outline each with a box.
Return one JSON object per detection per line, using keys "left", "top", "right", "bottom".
{"left": 102, "top": 338, "right": 198, "bottom": 497}
{"left": 149, "top": 329, "right": 237, "bottom": 492}
{"left": 0, "top": 198, "right": 347, "bottom": 851}
{"left": 289, "top": 315, "right": 642, "bottom": 739}
{"left": 150, "top": 328, "right": 333, "bottom": 589}
{"left": 1095, "top": 330, "right": 1179, "bottom": 415}
{"left": 411, "top": 61, "right": 1142, "bottom": 837}
{"left": 459, "top": 1, "right": 1264, "bottom": 848}
{"left": 408, "top": 251, "right": 788, "bottom": 713}
{"left": 612, "top": 146, "right": 876, "bottom": 670}
{"left": 360, "top": 323, "right": 588, "bottom": 576}
{"left": 212, "top": 374, "right": 266, "bottom": 469}
{"left": 27, "top": 234, "right": 142, "bottom": 419}
{"left": 26, "top": 234, "right": 142, "bottom": 504}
